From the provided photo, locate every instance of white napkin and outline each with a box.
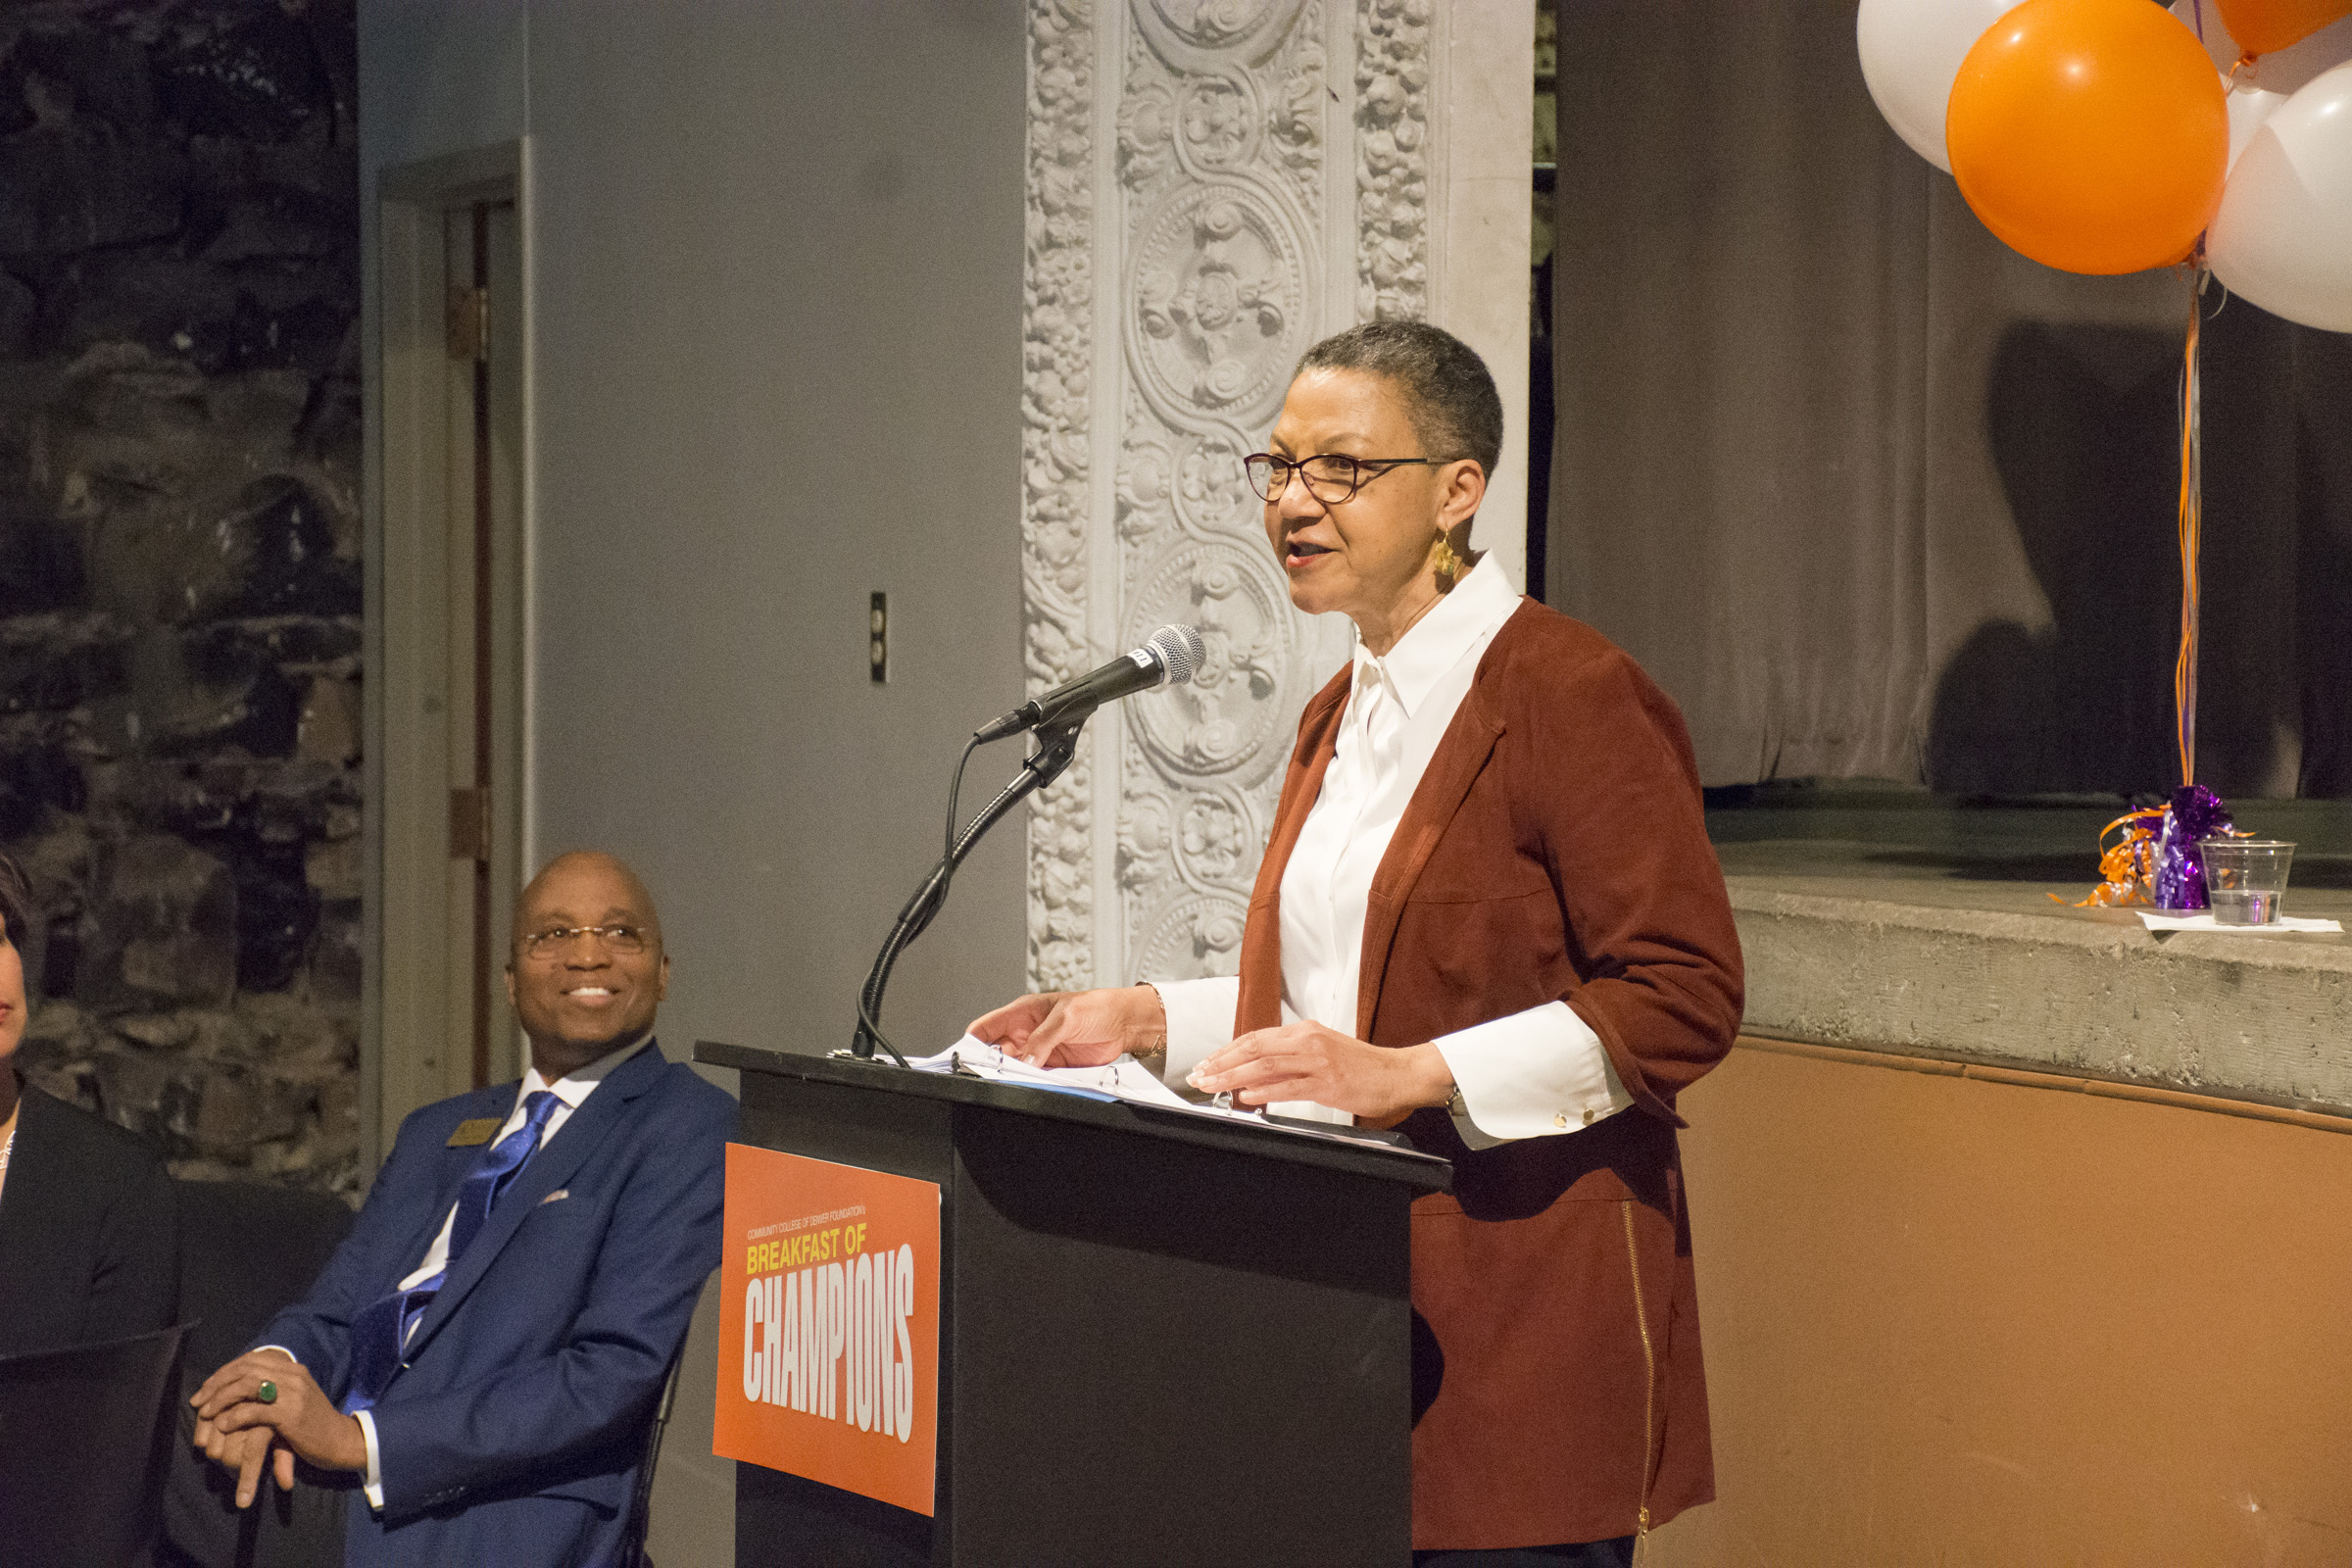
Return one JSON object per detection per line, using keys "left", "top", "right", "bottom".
{"left": 2134, "top": 910, "right": 2342, "bottom": 933}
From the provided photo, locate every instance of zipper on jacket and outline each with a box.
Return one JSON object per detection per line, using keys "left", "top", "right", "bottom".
{"left": 1620, "top": 1199, "right": 1658, "bottom": 1565}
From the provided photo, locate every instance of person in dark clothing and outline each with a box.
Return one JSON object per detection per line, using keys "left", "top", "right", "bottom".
{"left": 0, "top": 852, "right": 179, "bottom": 1358}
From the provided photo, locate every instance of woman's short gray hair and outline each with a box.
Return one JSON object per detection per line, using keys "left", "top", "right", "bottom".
{"left": 1295, "top": 320, "right": 1503, "bottom": 479}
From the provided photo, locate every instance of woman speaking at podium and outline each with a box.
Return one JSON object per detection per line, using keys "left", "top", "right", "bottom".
{"left": 968, "top": 321, "right": 1742, "bottom": 1567}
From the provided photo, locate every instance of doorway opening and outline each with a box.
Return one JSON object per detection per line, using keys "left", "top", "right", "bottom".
{"left": 371, "top": 144, "right": 527, "bottom": 1161}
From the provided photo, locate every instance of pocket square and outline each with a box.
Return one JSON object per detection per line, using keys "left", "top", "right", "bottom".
{"left": 539, "top": 1188, "right": 570, "bottom": 1205}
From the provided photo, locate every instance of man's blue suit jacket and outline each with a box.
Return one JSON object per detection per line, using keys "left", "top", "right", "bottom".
{"left": 255, "top": 1039, "right": 735, "bottom": 1568}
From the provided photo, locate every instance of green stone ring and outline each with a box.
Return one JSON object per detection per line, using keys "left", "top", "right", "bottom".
{"left": 257, "top": 1380, "right": 278, "bottom": 1404}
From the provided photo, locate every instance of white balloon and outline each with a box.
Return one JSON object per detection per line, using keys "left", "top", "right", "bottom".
{"left": 2222, "top": 76, "right": 2285, "bottom": 170}
{"left": 2172, "top": 0, "right": 2352, "bottom": 169}
{"left": 1857, "top": 0, "right": 2021, "bottom": 173}
{"left": 2207, "top": 61, "right": 2352, "bottom": 333}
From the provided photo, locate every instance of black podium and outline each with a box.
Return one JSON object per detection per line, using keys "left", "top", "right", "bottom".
{"left": 699, "top": 1041, "right": 1450, "bottom": 1568}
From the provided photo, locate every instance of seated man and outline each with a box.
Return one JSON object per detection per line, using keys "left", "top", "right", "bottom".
{"left": 191, "top": 852, "right": 735, "bottom": 1566}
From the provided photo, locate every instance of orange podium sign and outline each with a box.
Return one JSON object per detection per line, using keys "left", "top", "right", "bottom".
{"left": 712, "top": 1144, "right": 941, "bottom": 1515}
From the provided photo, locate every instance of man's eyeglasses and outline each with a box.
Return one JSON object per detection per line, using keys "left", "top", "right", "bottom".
{"left": 1243, "top": 452, "right": 1442, "bottom": 505}
{"left": 521, "top": 924, "right": 651, "bottom": 959}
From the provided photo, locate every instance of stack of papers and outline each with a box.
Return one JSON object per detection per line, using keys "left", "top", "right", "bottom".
{"left": 904, "top": 1038, "right": 1361, "bottom": 1139}
{"left": 906, "top": 1037, "right": 1200, "bottom": 1109}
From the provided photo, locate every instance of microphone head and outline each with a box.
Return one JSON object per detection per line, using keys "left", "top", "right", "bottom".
{"left": 1145, "top": 624, "right": 1205, "bottom": 686}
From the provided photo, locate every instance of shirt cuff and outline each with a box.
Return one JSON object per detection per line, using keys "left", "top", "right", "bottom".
{"left": 1431, "top": 1000, "right": 1634, "bottom": 1149}
{"left": 355, "top": 1408, "right": 384, "bottom": 1510}
{"left": 253, "top": 1346, "right": 378, "bottom": 1505}
{"left": 1151, "top": 975, "right": 1241, "bottom": 1086}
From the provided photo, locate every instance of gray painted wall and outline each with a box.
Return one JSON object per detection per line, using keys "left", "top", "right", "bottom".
{"left": 360, "top": 1, "right": 1028, "bottom": 1557}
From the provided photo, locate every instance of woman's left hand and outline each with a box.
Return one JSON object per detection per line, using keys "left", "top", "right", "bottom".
{"left": 1188, "top": 1024, "right": 1452, "bottom": 1123}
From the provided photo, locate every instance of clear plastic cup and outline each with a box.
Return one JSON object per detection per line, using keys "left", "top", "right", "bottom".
{"left": 2197, "top": 839, "right": 2296, "bottom": 926}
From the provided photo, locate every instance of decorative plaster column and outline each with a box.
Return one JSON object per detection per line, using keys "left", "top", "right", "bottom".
{"left": 1022, "top": 0, "right": 1531, "bottom": 994}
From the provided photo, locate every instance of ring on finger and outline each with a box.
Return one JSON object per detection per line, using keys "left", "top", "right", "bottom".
{"left": 257, "top": 1380, "right": 278, "bottom": 1404}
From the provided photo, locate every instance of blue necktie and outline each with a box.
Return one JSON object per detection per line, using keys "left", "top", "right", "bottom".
{"left": 343, "top": 1090, "right": 564, "bottom": 1413}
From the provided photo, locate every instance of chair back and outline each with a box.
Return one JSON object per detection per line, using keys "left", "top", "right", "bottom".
{"left": 618, "top": 1343, "right": 688, "bottom": 1568}
{"left": 0, "top": 1321, "right": 188, "bottom": 1567}
{"left": 163, "top": 1180, "right": 357, "bottom": 1568}
{"left": 172, "top": 1180, "right": 357, "bottom": 1389}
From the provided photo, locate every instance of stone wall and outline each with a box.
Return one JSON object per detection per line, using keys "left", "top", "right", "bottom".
{"left": 0, "top": 0, "right": 362, "bottom": 1195}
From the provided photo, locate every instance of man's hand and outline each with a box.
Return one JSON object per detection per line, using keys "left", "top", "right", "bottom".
{"left": 1189, "top": 1026, "right": 1452, "bottom": 1123}
{"left": 191, "top": 1349, "right": 368, "bottom": 1506}
{"left": 966, "top": 985, "right": 1164, "bottom": 1068}
{"left": 197, "top": 1424, "right": 289, "bottom": 1510}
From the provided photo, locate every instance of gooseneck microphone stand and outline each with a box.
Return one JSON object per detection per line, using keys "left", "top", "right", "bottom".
{"left": 850, "top": 716, "right": 1085, "bottom": 1066}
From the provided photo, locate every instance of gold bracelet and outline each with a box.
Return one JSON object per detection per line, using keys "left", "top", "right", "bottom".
{"left": 1134, "top": 981, "right": 1168, "bottom": 1056}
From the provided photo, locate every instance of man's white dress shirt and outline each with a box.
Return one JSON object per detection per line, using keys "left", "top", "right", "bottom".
{"left": 1154, "top": 560, "right": 1634, "bottom": 1146}
{"left": 279, "top": 1038, "right": 651, "bottom": 1507}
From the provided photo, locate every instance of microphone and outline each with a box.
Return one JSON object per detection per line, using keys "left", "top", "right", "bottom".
{"left": 976, "top": 624, "right": 1205, "bottom": 742}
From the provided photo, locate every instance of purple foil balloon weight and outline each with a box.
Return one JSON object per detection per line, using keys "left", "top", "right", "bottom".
{"left": 2153, "top": 784, "right": 2232, "bottom": 909}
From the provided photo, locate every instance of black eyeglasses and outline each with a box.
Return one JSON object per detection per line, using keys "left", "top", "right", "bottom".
{"left": 521, "top": 924, "right": 650, "bottom": 959}
{"left": 1242, "top": 452, "right": 1442, "bottom": 504}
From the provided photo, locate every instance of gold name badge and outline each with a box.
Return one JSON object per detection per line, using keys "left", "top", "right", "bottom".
{"left": 447, "top": 1117, "right": 504, "bottom": 1148}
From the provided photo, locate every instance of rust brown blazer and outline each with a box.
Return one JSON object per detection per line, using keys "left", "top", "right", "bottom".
{"left": 1234, "top": 598, "right": 1743, "bottom": 1550}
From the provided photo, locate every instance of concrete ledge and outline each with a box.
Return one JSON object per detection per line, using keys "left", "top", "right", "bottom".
{"left": 1735, "top": 1035, "right": 2352, "bottom": 1137}
{"left": 1726, "top": 875, "right": 2352, "bottom": 1117}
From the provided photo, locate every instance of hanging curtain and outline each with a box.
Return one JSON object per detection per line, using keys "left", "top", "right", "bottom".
{"left": 1548, "top": 0, "right": 2352, "bottom": 799}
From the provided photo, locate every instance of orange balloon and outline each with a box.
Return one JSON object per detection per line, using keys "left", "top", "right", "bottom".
{"left": 1946, "top": 0, "right": 2230, "bottom": 274}
{"left": 2214, "top": 0, "right": 2352, "bottom": 54}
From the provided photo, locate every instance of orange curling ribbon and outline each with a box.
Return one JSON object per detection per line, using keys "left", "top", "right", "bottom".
{"left": 2061, "top": 808, "right": 2170, "bottom": 906}
{"left": 2176, "top": 264, "right": 2208, "bottom": 791}
{"left": 2070, "top": 268, "right": 2211, "bottom": 908}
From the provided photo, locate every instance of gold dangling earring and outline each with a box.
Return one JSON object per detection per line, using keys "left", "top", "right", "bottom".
{"left": 1431, "top": 534, "right": 1464, "bottom": 590}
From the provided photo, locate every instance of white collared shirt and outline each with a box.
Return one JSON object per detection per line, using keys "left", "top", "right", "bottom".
{"left": 345, "top": 1037, "right": 653, "bottom": 1506}
{"left": 392, "top": 1037, "right": 647, "bottom": 1293}
{"left": 1155, "top": 560, "right": 1633, "bottom": 1145}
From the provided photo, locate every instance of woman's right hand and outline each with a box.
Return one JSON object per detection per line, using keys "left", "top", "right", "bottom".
{"left": 966, "top": 985, "right": 1165, "bottom": 1069}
